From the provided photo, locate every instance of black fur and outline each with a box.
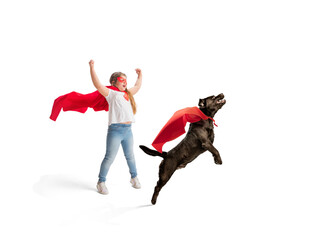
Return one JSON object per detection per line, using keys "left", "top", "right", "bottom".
{"left": 140, "top": 93, "right": 226, "bottom": 205}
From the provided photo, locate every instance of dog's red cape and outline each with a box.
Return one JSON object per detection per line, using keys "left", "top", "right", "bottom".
{"left": 50, "top": 86, "right": 127, "bottom": 121}
{"left": 152, "top": 107, "right": 217, "bottom": 153}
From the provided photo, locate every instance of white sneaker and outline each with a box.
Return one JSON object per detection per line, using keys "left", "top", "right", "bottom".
{"left": 97, "top": 181, "right": 109, "bottom": 195}
{"left": 130, "top": 177, "right": 141, "bottom": 189}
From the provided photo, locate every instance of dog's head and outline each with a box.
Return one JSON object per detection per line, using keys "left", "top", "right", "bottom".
{"left": 198, "top": 93, "right": 226, "bottom": 118}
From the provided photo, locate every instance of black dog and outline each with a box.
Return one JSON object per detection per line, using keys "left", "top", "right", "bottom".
{"left": 140, "top": 93, "right": 226, "bottom": 204}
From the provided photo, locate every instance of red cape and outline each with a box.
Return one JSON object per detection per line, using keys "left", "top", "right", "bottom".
{"left": 50, "top": 86, "right": 125, "bottom": 121}
{"left": 152, "top": 107, "right": 217, "bottom": 153}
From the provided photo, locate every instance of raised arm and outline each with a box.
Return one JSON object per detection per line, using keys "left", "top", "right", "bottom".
{"left": 89, "top": 60, "right": 109, "bottom": 97}
{"left": 128, "top": 68, "right": 142, "bottom": 95}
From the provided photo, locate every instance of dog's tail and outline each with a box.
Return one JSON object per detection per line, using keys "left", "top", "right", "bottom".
{"left": 139, "top": 145, "right": 167, "bottom": 158}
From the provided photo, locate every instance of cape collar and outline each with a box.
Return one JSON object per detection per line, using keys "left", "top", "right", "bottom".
{"left": 109, "top": 86, "right": 129, "bottom": 101}
{"left": 196, "top": 107, "right": 218, "bottom": 127}
{"left": 200, "top": 107, "right": 218, "bottom": 127}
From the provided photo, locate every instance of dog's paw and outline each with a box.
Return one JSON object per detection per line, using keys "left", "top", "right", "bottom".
{"left": 214, "top": 156, "right": 222, "bottom": 165}
{"left": 151, "top": 196, "right": 157, "bottom": 205}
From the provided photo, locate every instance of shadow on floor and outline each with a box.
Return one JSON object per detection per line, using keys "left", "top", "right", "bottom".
{"left": 33, "top": 174, "right": 96, "bottom": 197}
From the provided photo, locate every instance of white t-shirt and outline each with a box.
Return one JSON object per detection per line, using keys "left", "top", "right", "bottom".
{"left": 105, "top": 89, "right": 135, "bottom": 125}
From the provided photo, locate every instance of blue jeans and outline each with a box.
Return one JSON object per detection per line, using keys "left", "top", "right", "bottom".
{"left": 98, "top": 123, "right": 138, "bottom": 182}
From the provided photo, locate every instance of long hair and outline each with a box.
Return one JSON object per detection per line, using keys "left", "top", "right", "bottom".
{"left": 109, "top": 72, "right": 137, "bottom": 114}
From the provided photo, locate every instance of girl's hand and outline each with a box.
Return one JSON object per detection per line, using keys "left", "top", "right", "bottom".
{"left": 129, "top": 68, "right": 143, "bottom": 95}
{"left": 135, "top": 68, "right": 142, "bottom": 77}
{"left": 89, "top": 60, "right": 95, "bottom": 68}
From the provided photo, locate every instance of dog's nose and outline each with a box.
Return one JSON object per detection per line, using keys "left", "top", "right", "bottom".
{"left": 217, "top": 93, "right": 224, "bottom": 99}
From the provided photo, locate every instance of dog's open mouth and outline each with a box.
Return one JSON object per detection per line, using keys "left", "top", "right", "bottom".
{"left": 217, "top": 99, "right": 226, "bottom": 104}
{"left": 216, "top": 94, "right": 226, "bottom": 105}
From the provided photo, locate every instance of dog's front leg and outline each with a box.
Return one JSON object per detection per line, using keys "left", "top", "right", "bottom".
{"left": 202, "top": 142, "right": 222, "bottom": 165}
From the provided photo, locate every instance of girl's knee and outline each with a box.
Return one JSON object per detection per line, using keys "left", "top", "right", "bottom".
{"left": 102, "top": 153, "right": 116, "bottom": 165}
{"left": 125, "top": 153, "right": 135, "bottom": 162}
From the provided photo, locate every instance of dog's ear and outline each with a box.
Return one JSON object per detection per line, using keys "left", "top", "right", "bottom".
{"left": 198, "top": 98, "right": 206, "bottom": 108}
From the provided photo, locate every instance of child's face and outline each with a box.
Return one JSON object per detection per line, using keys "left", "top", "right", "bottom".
{"left": 115, "top": 76, "right": 127, "bottom": 91}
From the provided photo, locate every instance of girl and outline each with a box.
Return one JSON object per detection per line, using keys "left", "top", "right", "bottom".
{"left": 89, "top": 60, "right": 142, "bottom": 195}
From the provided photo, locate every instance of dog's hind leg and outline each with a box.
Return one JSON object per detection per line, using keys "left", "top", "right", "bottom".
{"left": 152, "top": 159, "right": 177, "bottom": 205}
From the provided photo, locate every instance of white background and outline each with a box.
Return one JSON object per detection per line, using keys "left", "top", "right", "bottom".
{"left": 1, "top": 0, "right": 335, "bottom": 239}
